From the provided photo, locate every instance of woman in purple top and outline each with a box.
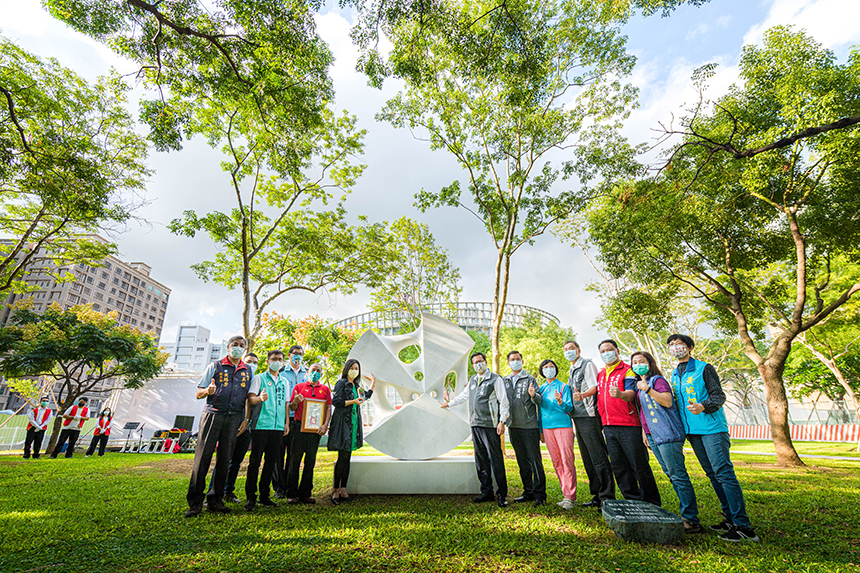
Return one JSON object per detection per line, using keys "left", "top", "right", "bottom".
{"left": 630, "top": 351, "right": 701, "bottom": 534}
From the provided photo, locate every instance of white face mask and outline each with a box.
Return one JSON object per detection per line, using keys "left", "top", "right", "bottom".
{"left": 542, "top": 367, "right": 557, "bottom": 379}
{"left": 509, "top": 360, "right": 523, "bottom": 371}
{"left": 600, "top": 350, "right": 618, "bottom": 364}
{"left": 473, "top": 362, "right": 487, "bottom": 374}
{"left": 669, "top": 344, "right": 689, "bottom": 359}
{"left": 268, "top": 360, "right": 283, "bottom": 372}
{"left": 564, "top": 349, "right": 578, "bottom": 361}
{"left": 229, "top": 346, "right": 244, "bottom": 359}
{"left": 348, "top": 368, "right": 360, "bottom": 381}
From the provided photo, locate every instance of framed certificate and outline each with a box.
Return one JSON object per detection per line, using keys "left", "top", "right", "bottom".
{"left": 300, "top": 398, "right": 329, "bottom": 433}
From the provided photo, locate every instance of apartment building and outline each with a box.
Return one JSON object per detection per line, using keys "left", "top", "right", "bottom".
{"left": 161, "top": 324, "right": 226, "bottom": 372}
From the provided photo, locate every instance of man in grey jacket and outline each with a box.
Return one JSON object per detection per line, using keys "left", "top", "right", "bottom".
{"left": 503, "top": 350, "right": 546, "bottom": 507}
{"left": 441, "top": 352, "right": 511, "bottom": 508}
{"left": 565, "top": 340, "right": 615, "bottom": 508}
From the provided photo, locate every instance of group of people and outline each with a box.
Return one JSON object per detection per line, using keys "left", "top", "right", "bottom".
{"left": 22, "top": 396, "right": 114, "bottom": 459}
{"left": 186, "top": 331, "right": 758, "bottom": 543}
{"left": 186, "top": 336, "right": 374, "bottom": 517}
{"left": 441, "top": 335, "right": 759, "bottom": 543}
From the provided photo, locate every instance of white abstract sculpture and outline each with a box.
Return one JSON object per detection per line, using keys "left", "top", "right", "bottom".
{"left": 348, "top": 312, "right": 474, "bottom": 460}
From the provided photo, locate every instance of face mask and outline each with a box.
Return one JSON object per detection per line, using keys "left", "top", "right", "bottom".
{"left": 103, "top": 411, "right": 111, "bottom": 417}
{"left": 78, "top": 401, "right": 86, "bottom": 407}
{"left": 247, "top": 363, "right": 257, "bottom": 376}
{"left": 41, "top": 401, "right": 48, "bottom": 408}
{"left": 291, "top": 355, "right": 302, "bottom": 365}
{"left": 310, "top": 371, "right": 322, "bottom": 383}
{"left": 509, "top": 360, "right": 523, "bottom": 371}
{"left": 348, "top": 368, "right": 360, "bottom": 381}
{"left": 600, "top": 350, "right": 618, "bottom": 364}
{"left": 632, "top": 363, "right": 649, "bottom": 376}
{"left": 473, "top": 362, "right": 487, "bottom": 374}
{"left": 542, "top": 367, "right": 557, "bottom": 379}
{"left": 564, "top": 349, "right": 578, "bottom": 361}
{"left": 230, "top": 346, "right": 244, "bottom": 359}
{"left": 269, "top": 360, "right": 283, "bottom": 372}
{"left": 669, "top": 345, "right": 688, "bottom": 359}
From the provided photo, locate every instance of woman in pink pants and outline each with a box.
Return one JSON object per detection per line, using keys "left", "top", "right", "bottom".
{"left": 537, "top": 359, "right": 578, "bottom": 509}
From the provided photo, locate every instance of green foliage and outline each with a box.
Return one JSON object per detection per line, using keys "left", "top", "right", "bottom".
{"left": 44, "top": 0, "right": 334, "bottom": 154}
{"left": 369, "top": 217, "right": 462, "bottom": 327}
{"left": 466, "top": 330, "right": 492, "bottom": 378}
{"left": 255, "top": 314, "right": 362, "bottom": 388}
{"left": 0, "top": 39, "right": 149, "bottom": 294}
{"left": 498, "top": 314, "right": 576, "bottom": 378}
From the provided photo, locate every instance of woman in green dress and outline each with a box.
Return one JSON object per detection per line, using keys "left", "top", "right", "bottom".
{"left": 328, "top": 358, "right": 375, "bottom": 503}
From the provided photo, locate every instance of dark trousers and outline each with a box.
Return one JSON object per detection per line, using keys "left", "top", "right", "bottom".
{"left": 51, "top": 429, "right": 80, "bottom": 458}
{"left": 186, "top": 411, "right": 242, "bottom": 508}
{"left": 272, "top": 418, "right": 297, "bottom": 494}
{"left": 603, "top": 425, "right": 661, "bottom": 506}
{"left": 333, "top": 449, "right": 351, "bottom": 489}
{"left": 472, "top": 426, "right": 508, "bottom": 498}
{"left": 245, "top": 429, "right": 282, "bottom": 501}
{"left": 288, "top": 430, "right": 322, "bottom": 498}
{"left": 508, "top": 427, "right": 546, "bottom": 500}
{"left": 24, "top": 428, "right": 45, "bottom": 458}
{"left": 207, "top": 428, "right": 252, "bottom": 497}
{"left": 86, "top": 434, "right": 109, "bottom": 456}
{"left": 573, "top": 416, "right": 615, "bottom": 502}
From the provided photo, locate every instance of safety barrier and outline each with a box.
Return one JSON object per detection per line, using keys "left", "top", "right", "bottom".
{"left": 730, "top": 424, "right": 860, "bottom": 442}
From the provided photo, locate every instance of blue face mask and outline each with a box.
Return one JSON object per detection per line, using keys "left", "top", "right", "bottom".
{"left": 247, "top": 363, "right": 257, "bottom": 376}
{"left": 229, "top": 346, "right": 244, "bottom": 359}
{"left": 310, "top": 371, "right": 322, "bottom": 383}
{"left": 509, "top": 360, "right": 523, "bottom": 371}
{"left": 291, "top": 354, "right": 302, "bottom": 365}
{"left": 632, "top": 363, "right": 649, "bottom": 376}
{"left": 564, "top": 349, "right": 578, "bottom": 361}
{"left": 600, "top": 350, "right": 618, "bottom": 364}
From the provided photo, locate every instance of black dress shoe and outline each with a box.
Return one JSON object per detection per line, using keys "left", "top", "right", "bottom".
{"left": 514, "top": 495, "right": 535, "bottom": 503}
{"left": 331, "top": 495, "right": 340, "bottom": 505}
{"left": 472, "top": 493, "right": 494, "bottom": 503}
{"left": 244, "top": 500, "right": 256, "bottom": 512}
{"left": 259, "top": 498, "right": 277, "bottom": 507}
{"left": 497, "top": 496, "right": 509, "bottom": 508}
{"left": 533, "top": 499, "right": 546, "bottom": 507}
{"left": 208, "top": 501, "right": 231, "bottom": 514}
{"left": 580, "top": 500, "right": 601, "bottom": 508}
{"left": 225, "top": 493, "right": 240, "bottom": 504}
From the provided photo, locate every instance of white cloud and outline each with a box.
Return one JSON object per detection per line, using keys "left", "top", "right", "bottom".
{"left": 744, "top": 0, "right": 860, "bottom": 50}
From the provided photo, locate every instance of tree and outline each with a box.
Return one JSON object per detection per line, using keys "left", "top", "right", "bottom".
{"left": 368, "top": 216, "right": 462, "bottom": 329}
{"left": 378, "top": 0, "right": 641, "bottom": 371}
{"left": 44, "top": 0, "right": 334, "bottom": 153}
{"left": 254, "top": 314, "right": 362, "bottom": 388}
{"left": 0, "top": 39, "right": 149, "bottom": 294}
{"left": 498, "top": 314, "right": 577, "bottom": 378}
{"left": 0, "top": 302, "right": 167, "bottom": 454}
{"left": 583, "top": 28, "right": 860, "bottom": 466}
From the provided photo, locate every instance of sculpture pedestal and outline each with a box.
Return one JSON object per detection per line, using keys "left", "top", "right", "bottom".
{"left": 347, "top": 455, "right": 482, "bottom": 495}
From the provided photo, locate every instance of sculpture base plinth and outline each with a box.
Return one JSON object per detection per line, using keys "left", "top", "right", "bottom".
{"left": 347, "top": 455, "right": 482, "bottom": 495}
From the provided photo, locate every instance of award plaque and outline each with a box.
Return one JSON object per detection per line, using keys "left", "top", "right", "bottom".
{"left": 300, "top": 398, "right": 329, "bottom": 433}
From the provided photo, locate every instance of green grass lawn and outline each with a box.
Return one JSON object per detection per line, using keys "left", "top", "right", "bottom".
{"left": 1, "top": 444, "right": 859, "bottom": 573}
{"left": 728, "top": 439, "right": 860, "bottom": 458}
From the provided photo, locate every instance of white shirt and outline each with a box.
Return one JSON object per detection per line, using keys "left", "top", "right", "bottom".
{"left": 448, "top": 369, "right": 511, "bottom": 425}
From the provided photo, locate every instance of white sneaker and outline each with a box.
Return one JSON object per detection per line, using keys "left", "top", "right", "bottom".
{"left": 558, "top": 498, "right": 575, "bottom": 510}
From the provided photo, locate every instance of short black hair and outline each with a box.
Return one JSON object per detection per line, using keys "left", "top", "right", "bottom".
{"left": 629, "top": 350, "right": 664, "bottom": 379}
{"left": 564, "top": 340, "right": 579, "bottom": 349}
{"left": 267, "top": 349, "right": 285, "bottom": 360}
{"left": 78, "top": 396, "right": 89, "bottom": 403}
{"left": 246, "top": 352, "right": 258, "bottom": 359}
{"left": 598, "top": 339, "right": 619, "bottom": 351}
{"left": 288, "top": 345, "right": 303, "bottom": 355}
{"left": 470, "top": 352, "right": 486, "bottom": 363}
{"left": 538, "top": 359, "right": 559, "bottom": 378}
{"left": 507, "top": 350, "right": 522, "bottom": 360}
{"left": 666, "top": 334, "right": 695, "bottom": 349}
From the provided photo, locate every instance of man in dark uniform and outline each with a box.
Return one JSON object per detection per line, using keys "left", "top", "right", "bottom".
{"left": 185, "top": 335, "right": 252, "bottom": 517}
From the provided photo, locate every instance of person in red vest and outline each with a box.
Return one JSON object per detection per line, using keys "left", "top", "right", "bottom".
{"left": 596, "top": 339, "right": 661, "bottom": 506}
{"left": 51, "top": 397, "right": 89, "bottom": 459}
{"left": 24, "top": 397, "right": 53, "bottom": 459}
{"left": 86, "top": 408, "right": 113, "bottom": 457}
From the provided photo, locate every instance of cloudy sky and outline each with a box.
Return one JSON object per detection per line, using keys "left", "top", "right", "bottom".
{"left": 2, "top": 0, "right": 858, "bottom": 358}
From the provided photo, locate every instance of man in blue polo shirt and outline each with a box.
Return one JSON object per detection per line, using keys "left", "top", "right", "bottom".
{"left": 185, "top": 335, "right": 252, "bottom": 518}
{"left": 245, "top": 350, "right": 290, "bottom": 511}
{"left": 273, "top": 345, "right": 307, "bottom": 497}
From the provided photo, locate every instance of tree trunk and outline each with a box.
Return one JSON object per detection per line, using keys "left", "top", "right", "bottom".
{"left": 757, "top": 360, "right": 804, "bottom": 467}
{"left": 491, "top": 251, "right": 511, "bottom": 373}
{"left": 45, "top": 395, "right": 75, "bottom": 456}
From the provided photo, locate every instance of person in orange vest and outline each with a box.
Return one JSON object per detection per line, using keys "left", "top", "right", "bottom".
{"left": 24, "top": 397, "right": 53, "bottom": 459}
{"left": 85, "top": 408, "right": 113, "bottom": 457}
{"left": 51, "top": 397, "right": 89, "bottom": 459}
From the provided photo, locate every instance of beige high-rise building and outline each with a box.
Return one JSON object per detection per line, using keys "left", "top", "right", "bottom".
{"left": 0, "top": 236, "right": 171, "bottom": 412}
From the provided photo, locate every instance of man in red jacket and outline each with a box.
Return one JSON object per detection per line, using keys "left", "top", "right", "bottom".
{"left": 596, "top": 339, "right": 660, "bottom": 506}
